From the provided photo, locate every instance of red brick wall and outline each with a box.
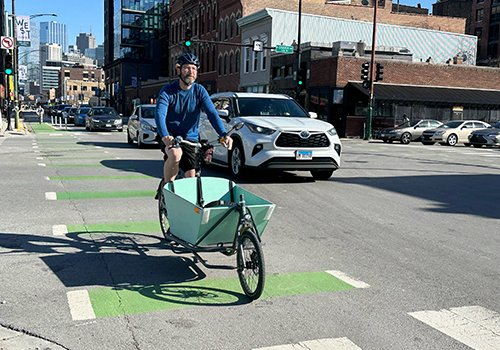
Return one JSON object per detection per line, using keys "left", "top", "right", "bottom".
{"left": 311, "top": 56, "right": 500, "bottom": 90}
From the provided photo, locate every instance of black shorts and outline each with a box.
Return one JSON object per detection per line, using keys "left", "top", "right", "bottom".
{"left": 160, "top": 139, "right": 198, "bottom": 172}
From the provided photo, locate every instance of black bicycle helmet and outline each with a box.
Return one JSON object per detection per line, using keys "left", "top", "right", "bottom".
{"left": 176, "top": 53, "right": 200, "bottom": 68}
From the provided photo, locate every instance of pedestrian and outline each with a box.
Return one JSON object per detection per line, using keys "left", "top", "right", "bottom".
{"left": 36, "top": 106, "right": 44, "bottom": 124}
{"left": 154, "top": 53, "right": 233, "bottom": 183}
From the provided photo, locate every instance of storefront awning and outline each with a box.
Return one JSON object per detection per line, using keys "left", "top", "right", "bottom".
{"left": 348, "top": 82, "right": 500, "bottom": 107}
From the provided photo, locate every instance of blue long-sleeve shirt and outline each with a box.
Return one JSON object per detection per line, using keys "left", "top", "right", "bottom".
{"left": 154, "top": 80, "right": 227, "bottom": 142}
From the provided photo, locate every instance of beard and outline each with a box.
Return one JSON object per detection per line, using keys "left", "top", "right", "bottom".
{"left": 180, "top": 72, "right": 196, "bottom": 85}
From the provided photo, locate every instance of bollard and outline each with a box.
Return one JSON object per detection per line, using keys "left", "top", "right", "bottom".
{"left": 64, "top": 117, "right": 68, "bottom": 131}
{"left": 59, "top": 115, "right": 62, "bottom": 127}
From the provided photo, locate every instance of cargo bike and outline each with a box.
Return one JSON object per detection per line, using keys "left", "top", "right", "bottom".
{"left": 156, "top": 124, "right": 275, "bottom": 300}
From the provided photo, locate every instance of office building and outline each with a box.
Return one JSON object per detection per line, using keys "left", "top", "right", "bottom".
{"left": 77, "top": 33, "right": 97, "bottom": 54}
{"left": 40, "top": 21, "right": 68, "bottom": 52}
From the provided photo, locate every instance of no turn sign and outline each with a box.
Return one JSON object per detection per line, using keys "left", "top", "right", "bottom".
{"left": 1, "top": 37, "right": 14, "bottom": 50}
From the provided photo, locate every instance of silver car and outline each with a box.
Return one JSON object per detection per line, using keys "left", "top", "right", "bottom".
{"left": 379, "top": 119, "right": 443, "bottom": 144}
{"left": 468, "top": 121, "right": 500, "bottom": 148}
{"left": 126, "top": 104, "right": 158, "bottom": 147}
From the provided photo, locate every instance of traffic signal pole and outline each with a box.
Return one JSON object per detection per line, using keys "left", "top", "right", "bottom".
{"left": 364, "top": 0, "right": 378, "bottom": 140}
{"left": 296, "top": 0, "right": 302, "bottom": 96}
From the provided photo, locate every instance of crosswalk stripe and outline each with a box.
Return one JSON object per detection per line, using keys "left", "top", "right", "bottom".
{"left": 252, "top": 337, "right": 362, "bottom": 350}
{"left": 45, "top": 192, "right": 57, "bottom": 200}
{"left": 67, "top": 290, "right": 96, "bottom": 321}
{"left": 409, "top": 306, "right": 500, "bottom": 350}
{"left": 52, "top": 225, "right": 68, "bottom": 236}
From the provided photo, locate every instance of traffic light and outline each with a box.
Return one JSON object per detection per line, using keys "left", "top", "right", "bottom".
{"left": 4, "top": 53, "right": 13, "bottom": 75}
{"left": 297, "top": 68, "right": 306, "bottom": 86}
{"left": 184, "top": 28, "right": 192, "bottom": 47}
{"left": 375, "top": 62, "right": 384, "bottom": 82}
{"left": 361, "top": 62, "right": 370, "bottom": 81}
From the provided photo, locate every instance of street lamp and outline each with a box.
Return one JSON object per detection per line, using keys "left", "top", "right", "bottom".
{"left": 29, "top": 13, "right": 57, "bottom": 19}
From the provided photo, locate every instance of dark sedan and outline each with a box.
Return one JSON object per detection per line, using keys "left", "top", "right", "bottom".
{"left": 468, "top": 121, "right": 500, "bottom": 148}
{"left": 85, "top": 107, "right": 123, "bottom": 132}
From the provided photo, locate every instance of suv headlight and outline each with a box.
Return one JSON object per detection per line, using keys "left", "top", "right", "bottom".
{"left": 114, "top": 119, "right": 122, "bottom": 125}
{"left": 141, "top": 123, "right": 154, "bottom": 131}
{"left": 434, "top": 131, "right": 444, "bottom": 136}
{"left": 327, "top": 127, "right": 337, "bottom": 136}
{"left": 245, "top": 122, "right": 276, "bottom": 135}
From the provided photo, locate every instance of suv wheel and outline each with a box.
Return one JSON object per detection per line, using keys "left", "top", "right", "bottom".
{"left": 229, "top": 141, "right": 246, "bottom": 178}
{"left": 311, "top": 170, "right": 334, "bottom": 180}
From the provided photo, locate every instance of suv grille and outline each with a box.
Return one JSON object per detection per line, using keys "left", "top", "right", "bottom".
{"left": 276, "top": 132, "right": 330, "bottom": 148}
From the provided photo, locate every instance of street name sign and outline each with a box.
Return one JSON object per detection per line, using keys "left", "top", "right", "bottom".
{"left": 276, "top": 45, "right": 293, "bottom": 54}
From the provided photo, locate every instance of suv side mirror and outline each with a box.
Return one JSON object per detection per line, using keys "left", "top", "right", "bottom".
{"left": 130, "top": 115, "right": 138, "bottom": 121}
{"left": 309, "top": 112, "right": 318, "bottom": 119}
{"left": 217, "top": 110, "right": 229, "bottom": 118}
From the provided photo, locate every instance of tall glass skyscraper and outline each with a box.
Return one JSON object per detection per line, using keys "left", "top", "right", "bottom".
{"left": 40, "top": 21, "right": 68, "bottom": 52}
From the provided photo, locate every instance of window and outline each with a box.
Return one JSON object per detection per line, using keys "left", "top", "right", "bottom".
{"left": 201, "top": 9, "right": 205, "bottom": 34}
{"left": 207, "top": 7, "right": 211, "bottom": 34}
{"left": 476, "top": 8, "right": 484, "bottom": 22}
{"left": 64, "top": 71, "right": 70, "bottom": 77}
{"left": 200, "top": 47, "right": 204, "bottom": 73}
{"left": 83, "top": 72, "right": 89, "bottom": 79}
{"left": 82, "top": 86, "right": 87, "bottom": 91}
{"left": 333, "top": 89, "right": 344, "bottom": 104}
{"left": 219, "top": 20, "right": 223, "bottom": 41}
{"left": 260, "top": 42, "right": 267, "bottom": 71}
{"left": 236, "top": 13, "right": 241, "bottom": 36}
{"left": 229, "top": 52, "right": 233, "bottom": 74}
{"left": 252, "top": 50, "right": 258, "bottom": 72}
{"left": 213, "top": 4, "right": 217, "bottom": 30}
{"left": 273, "top": 67, "right": 281, "bottom": 79}
{"left": 244, "top": 47, "right": 250, "bottom": 73}
{"left": 475, "top": 27, "right": 483, "bottom": 39}
{"left": 225, "top": 18, "right": 229, "bottom": 40}
{"left": 235, "top": 50, "right": 240, "bottom": 72}
{"left": 206, "top": 46, "right": 210, "bottom": 72}
{"left": 224, "top": 54, "right": 227, "bottom": 75}
{"left": 218, "top": 56, "right": 222, "bottom": 76}
{"left": 230, "top": 16, "right": 234, "bottom": 38}
{"left": 212, "top": 47, "right": 216, "bottom": 71}
{"left": 73, "top": 85, "right": 77, "bottom": 90}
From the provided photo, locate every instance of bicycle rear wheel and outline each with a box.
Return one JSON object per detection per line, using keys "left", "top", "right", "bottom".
{"left": 157, "top": 179, "right": 170, "bottom": 239}
{"left": 237, "top": 230, "right": 265, "bottom": 300}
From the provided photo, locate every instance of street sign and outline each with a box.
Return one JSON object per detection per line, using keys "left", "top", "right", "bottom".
{"left": 1, "top": 37, "right": 14, "bottom": 50}
{"left": 276, "top": 45, "right": 293, "bottom": 54}
{"left": 253, "top": 40, "right": 263, "bottom": 52}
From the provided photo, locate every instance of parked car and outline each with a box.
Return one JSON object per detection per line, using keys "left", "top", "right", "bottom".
{"left": 421, "top": 120, "right": 491, "bottom": 146}
{"left": 85, "top": 106, "right": 123, "bottom": 132}
{"left": 379, "top": 119, "right": 443, "bottom": 144}
{"left": 199, "top": 92, "right": 342, "bottom": 180}
{"left": 468, "top": 121, "right": 500, "bottom": 148}
{"left": 62, "top": 106, "right": 78, "bottom": 124}
{"left": 52, "top": 104, "right": 72, "bottom": 118}
{"left": 127, "top": 104, "right": 158, "bottom": 147}
{"left": 75, "top": 106, "right": 91, "bottom": 126}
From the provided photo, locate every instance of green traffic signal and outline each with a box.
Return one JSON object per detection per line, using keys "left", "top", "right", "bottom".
{"left": 5, "top": 54, "right": 12, "bottom": 75}
{"left": 185, "top": 28, "right": 192, "bottom": 47}
{"left": 185, "top": 40, "right": 191, "bottom": 47}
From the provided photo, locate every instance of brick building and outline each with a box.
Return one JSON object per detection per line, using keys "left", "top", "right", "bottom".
{"left": 58, "top": 65, "right": 105, "bottom": 105}
{"left": 309, "top": 55, "right": 500, "bottom": 137}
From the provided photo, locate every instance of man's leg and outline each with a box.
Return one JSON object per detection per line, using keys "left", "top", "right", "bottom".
{"left": 163, "top": 147, "right": 183, "bottom": 182}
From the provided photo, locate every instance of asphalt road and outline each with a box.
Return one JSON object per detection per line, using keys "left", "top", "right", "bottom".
{"left": 1, "top": 121, "right": 499, "bottom": 350}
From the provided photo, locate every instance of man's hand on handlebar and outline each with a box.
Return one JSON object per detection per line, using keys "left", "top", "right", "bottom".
{"left": 162, "top": 135, "right": 174, "bottom": 147}
{"left": 220, "top": 135, "right": 233, "bottom": 150}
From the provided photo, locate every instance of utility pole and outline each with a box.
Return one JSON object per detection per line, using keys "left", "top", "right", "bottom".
{"left": 296, "top": 0, "right": 302, "bottom": 98}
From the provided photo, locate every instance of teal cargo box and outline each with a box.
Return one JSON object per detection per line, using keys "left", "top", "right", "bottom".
{"left": 162, "top": 177, "right": 275, "bottom": 246}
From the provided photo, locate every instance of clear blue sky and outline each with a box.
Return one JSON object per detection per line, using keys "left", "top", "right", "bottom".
{"left": 5, "top": 0, "right": 104, "bottom": 46}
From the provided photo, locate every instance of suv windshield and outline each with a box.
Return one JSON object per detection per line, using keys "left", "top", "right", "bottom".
{"left": 236, "top": 98, "right": 308, "bottom": 118}
{"left": 439, "top": 121, "right": 463, "bottom": 129}
{"left": 142, "top": 107, "right": 155, "bottom": 118}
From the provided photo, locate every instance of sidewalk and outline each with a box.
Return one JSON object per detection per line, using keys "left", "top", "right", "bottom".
{"left": 0, "top": 117, "right": 31, "bottom": 137}
{"left": 0, "top": 325, "right": 67, "bottom": 350}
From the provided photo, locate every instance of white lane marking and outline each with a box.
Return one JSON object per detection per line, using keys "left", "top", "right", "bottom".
{"left": 32, "top": 145, "right": 39, "bottom": 149}
{"left": 326, "top": 270, "right": 370, "bottom": 288}
{"left": 252, "top": 337, "right": 362, "bottom": 350}
{"left": 38, "top": 163, "right": 46, "bottom": 167}
{"left": 36, "top": 157, "right": 43, "bottom": 160}
{"left": 45, "top": 192, "right": 57, "bottom": 200}
{"left": 409, "top": 306, "right": 500, "bottom": 350}
{"left": 67, "top": 290, "right": 96, "bottom": 321}
{"left": 44, "top": 176, "right": 50, "bottom": 181}
{"left": 52, "top": 225, "right": 68, "bottom": 236}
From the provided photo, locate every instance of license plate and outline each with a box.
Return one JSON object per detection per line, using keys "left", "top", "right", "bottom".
{"left": 106, "top": 124, "right": 112, "bottom": 127}
{"left": 296, "top": 150, "right": 312, "bottom": 160}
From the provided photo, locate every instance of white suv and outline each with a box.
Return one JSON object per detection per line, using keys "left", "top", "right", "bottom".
{"left": 199, "top": 92, "right": 342, "bottom": 180}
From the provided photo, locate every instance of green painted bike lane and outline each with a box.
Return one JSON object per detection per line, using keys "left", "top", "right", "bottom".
{"left": 87, "top": 271, "right": 356, "bottom": 318}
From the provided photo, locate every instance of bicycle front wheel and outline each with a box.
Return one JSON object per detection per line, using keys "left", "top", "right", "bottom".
{"left": 157, "top": 179, "right": 170, "bottom": 239}
{"left": 237, "top": 230, "right": 265, "bottom": 300}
